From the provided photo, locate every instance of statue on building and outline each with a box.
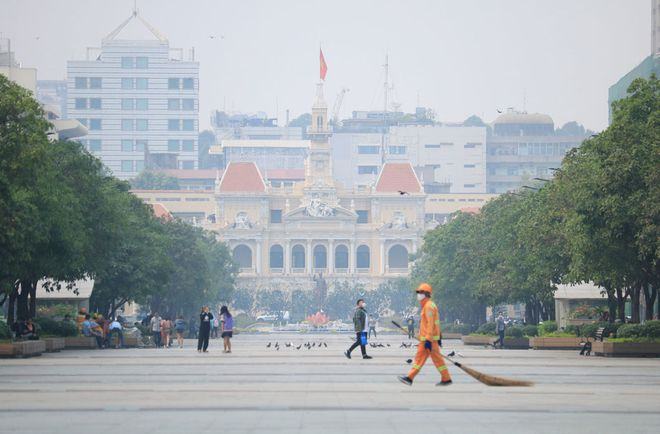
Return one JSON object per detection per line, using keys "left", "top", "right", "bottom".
{"left": 384, "top": 211, "right": 408, "bottom": 230}
{"left": 312, "top": 272, "right": 328, "bottom": 311}
{"left": 305, "top": 198, "right": 334, "bottom": 217}
{"left": 233, "top": 212, "right": 253, "bottom": 229}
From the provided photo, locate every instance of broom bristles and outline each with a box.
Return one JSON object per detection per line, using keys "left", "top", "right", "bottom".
{"left": 455, "top": 362, "right": 533, "bottom": 387}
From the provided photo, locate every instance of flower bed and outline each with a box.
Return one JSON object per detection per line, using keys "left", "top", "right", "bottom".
{"left": 43, "top": 337, "right": 65, "bottom": 352}
{"left": 530, "top": 336, "right": 584, "bottom": 350}
{"left": 0, "top": 340, "right": 46, "bottom": 358}
{"left": 462, "top": 335, "right": 494, "bottom": 345}
{"left": 592, "top": 341, "right": 660, "bottom": 357}
{"left": 65, "top": 336, "right": 98, "bottom": 349}
{"left": 503, "top": 337, "right": 530, "bottom": 349}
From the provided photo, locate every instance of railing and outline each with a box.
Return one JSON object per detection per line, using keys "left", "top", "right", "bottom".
{"left": 334, "top": 268, "right": 348, "bottom": 274}
{"left": 313, "top": 268, "right": 327, "bottom": 274}
{"left": 356, "top": 268, "right": 370, "bottom": 274}
{"left": 291, "top": 268, "right": 306, "bottom": 274}
{"left": 269, "top": 268, "right": 284, "bottom": 274}
{"left": 387, "top": 267, "right": 410, "bottom": 274}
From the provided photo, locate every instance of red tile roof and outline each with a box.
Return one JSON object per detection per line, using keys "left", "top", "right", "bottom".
{"left": 264, "top": 168, "right": 305, "bottom": 180}
{"left": 159, "top": 169, "right": 220, "bottom": 180}
{"left": 218, "top": 162, "right": 267, "bottom": 193}
{"left": 459, "top": 207, "right": 481, "bottom": 214}
{"left": 374, "top": 163, "right": 422, "bottom": 193}
{"left": 151, "top": 203, "right": 173, "bottom": 221}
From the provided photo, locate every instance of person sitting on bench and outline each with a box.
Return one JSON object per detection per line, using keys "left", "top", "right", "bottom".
{"left": 18, "top": 319, "right": 39, "bottom": 340}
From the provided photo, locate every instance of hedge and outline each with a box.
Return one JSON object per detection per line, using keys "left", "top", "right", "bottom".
{"left": 617, "top": 321, "right": 660, "bottom": 339}
{"left": 538, "top": 321, "right": 557, "bottom": 336}
{"left": 33, "top": 317, "right": 78, "bottom": 337}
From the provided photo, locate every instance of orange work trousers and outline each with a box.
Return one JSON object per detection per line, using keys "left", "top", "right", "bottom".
{"left": 407, "top": 341, "right": 451, "bottom": 382}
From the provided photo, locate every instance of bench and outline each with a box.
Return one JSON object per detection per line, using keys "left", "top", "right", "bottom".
{"left": 580, "top": 327, "right": 606, "bottom": 356}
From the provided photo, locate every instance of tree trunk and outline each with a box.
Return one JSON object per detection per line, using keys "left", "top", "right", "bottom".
{"left": 606, "top": 289, "right": 617, "bottom": 323}
{"left": 630, "top": 286, "right": 641, "bottom": 323}
{"left": 28, "top": 281, "right": 37, "bottom": 318}
{"left": 643, "top": 284, "right": 657, "bottom": 321}
{"left": 616, "top": 288, "right": 626, "bottom": 323}
{"left": 16, "top": 281, "right": 30, "bottom": 321}
{"left": 7, "top": 283, "right": 18, "bottom": 326}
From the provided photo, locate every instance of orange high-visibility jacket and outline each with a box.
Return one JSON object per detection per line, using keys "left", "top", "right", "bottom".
{"left": 419, "top": 298, "right": 442, "bottom": 342}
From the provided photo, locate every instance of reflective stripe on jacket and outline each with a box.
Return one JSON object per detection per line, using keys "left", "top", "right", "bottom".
{"left": 419, "top": 298, "right": 441, "bottom": 342}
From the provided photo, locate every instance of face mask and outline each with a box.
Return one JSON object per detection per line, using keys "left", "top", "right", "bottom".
{"left": 416, "top": 293, "right": 425, "bottom": 301}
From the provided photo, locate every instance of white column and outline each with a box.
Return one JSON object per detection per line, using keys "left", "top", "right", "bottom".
{"left": 306, "top": 240, "right": 312, "bottom": 274}
{"left": 349, "top": 240, "right": 355, "bottom": 274}
{"left": 284, "top": 241, "right": 290, "bottom": 275}
{"left": 379, "top": 241, "right": 385, "bottom": 274}
{"left": 328, "top": 240, "right": 334, "bottom": 274}
{"left": 412, "top": 239, "right": 418, "bottom": 254}
{"left": 255, "top": 241, "right": 262, "bottom": 274}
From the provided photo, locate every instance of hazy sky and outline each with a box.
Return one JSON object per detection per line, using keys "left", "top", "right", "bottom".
{"left": 1, "top": 0, "right": 652, "bottom": 131}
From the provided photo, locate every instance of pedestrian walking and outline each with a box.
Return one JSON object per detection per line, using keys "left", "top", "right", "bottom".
{"left": 493, "top": 313, "right": 506, "bottom": 348}
{"left": 344, "top": 298, "right": 372, "bottom": 360}
{"left": 197, "top": 306, "right": 213, "bottom": 353}
{"left": 406, "top": 316, "right": 415, "bottom": 339}
{"left": 174, "top": 315, "right": 186, "bottom": 348}
{"left": 150, "top": 312, "right": 162, "bottom": 348}
{"left": 369, "top": 318, "right": 378, "bottom": 339}
{"left": 220, "top": 305, "right": 234, "bottom": 353}
{"left": 398, "top": 283, "right": 452, "bottom": 387}
{"left": 161, "top": 316, "right": 172, "bottom": 348}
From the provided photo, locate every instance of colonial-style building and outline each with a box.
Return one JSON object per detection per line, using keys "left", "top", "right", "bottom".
{"left": 211, "top": 82, "right": 427, "bottom": 292}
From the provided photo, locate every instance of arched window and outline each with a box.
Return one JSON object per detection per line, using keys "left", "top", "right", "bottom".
{"left": 388, "top": 244, "right": 409, "bottom": 269}
{"left": 291, "top": 244, "right": 305, "bottom": 269}
{"left": 335, "top": 245, "right": 348, "bottom": 269}
{"left": 233, "top": 244, "right": 252, "bottom": 268}
{"left": 313, "top": 244, "right": 327, "bottom": 269}
{"left": 356, "top": 245, "right": 370, "bottom": 269}
{"left": 269, "top": 244, "right": 283, "bottom": 269}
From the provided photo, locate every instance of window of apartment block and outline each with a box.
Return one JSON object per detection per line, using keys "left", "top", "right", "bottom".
{"left": 74, "top": 77, "right": 87, "bottom": 89}
{"left": 270, "top": 209, "right": 282, "bottom": 223}
{"left": 182, "top": 99, "right": 195, "bottom": 111}
{"left": 121, "top": 57, "right": 134, "bottom": 68}
{"left": 356, "top": 210, "right": 369, "bottom": 223}
{"left": 358, "top": 145, "right": 379, "bottom": 154}
{"left": 135, "top": 140, "right": 147, "bottom": 152}
{"left": 75, "top": 98, "right": 87, "bottom": 109}
{"left": 168, "top": 119, "right": 180, "bottom": 131}
{"left": 167, "top": 140, "right": 180, "bottom": 152}
{"left": 464, "top": 142, "right": 481, "bottom": 148}
{"left": 89, "top": 77, "right": 102, "bottom": 89}
{"left": 136, "top": 119, "right": 148, "bottom": 131}
{"left": 464, "top": 164, "right": 476, "bottom": 168}
{"left": 135, "top": 160, "right": 145, "bottom": 172}
{"left": 89, "top": 98, "right": 101, "bottom": 109}
{"left": 135, "top": 57, "right": 148, "bottom": 69}
{"left": 136, "top": 78, "right": 148, "bottom": 90}
{"left": 357, "top": 165, "right": 378, "bottom": 175}
{"left": 121, "top": 78, "right": 134, "bottom": 89}
{"left": 181, "top": 140, "right": 194, "bottom": 152}
{"left": 168, "top": 78, "right": 180, "bottom": 90}
{"left": 89, "top": 119, "right": 101, "bottom": 130}
{"left": 121, "top": 160, "right": 133, "bottom": 172}
{"left": 121, "top": 139, "right": 133, "bottom": 152}
{"left": 182, "top": 77, "right": 194, "bottom": 90}
{"left": 181, "top": 160, "right": 194, "bottom": 169}
{"left": 464, "top": 184, "right": 476, "bottom": 188}
{"left": 182, "top": 119, "right": 194, "bottom": 131}
{"left": 88, "top": 139, "right": 101, "bottom": 152}
{"left": 121, "top": 119, "right": 134, "bottom": 131}
{"left": 389, "top": 145, "right": 406, "bottom": 155}
{"left": 134, "top": 98, "right": 147, "bottom": 110}
{"left": 168, "top": 99, "right": 180, "bottom": 110}
{"left": 121, "top": 98, "right": 134, "bottom": 110}
{"left": 77, "top": 118, "right": 88, "bottom": 127}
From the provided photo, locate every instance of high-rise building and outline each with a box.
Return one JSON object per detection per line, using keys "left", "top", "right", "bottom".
{"left": 608, "top": 0, "right": 660, "bottom": 122}
{"left": 66, "top": 10, "right": 199, "bottom": 179}
{"left": 486, "top": 111, "right": 586, "bottom": 193}
{"left": 37, "top": 80, "right": 68, "bottom": 120}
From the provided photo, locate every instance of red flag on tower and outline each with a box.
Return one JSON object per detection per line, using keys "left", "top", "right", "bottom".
{"left": 320, "top": 48, "right": 328, "bottom": 81}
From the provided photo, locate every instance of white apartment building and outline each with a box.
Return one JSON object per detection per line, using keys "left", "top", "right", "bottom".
{"left": 331, "top": 125, "right": 487, "bottom": 193}
{"left": 66, "top": 10, "right": 199, "bottom": 179}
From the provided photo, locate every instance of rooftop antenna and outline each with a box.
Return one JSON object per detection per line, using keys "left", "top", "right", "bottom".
{"left": 133, "top": 0, "right": 138, "bottom": 16}
{"left": 523, "top": 88, "right": 527, "bottom": 113}
{"left": 381, "top": 53, "right": 389, "bottom": 165}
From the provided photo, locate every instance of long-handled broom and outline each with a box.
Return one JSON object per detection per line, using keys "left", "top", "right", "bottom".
{"left": 392, "top": 320, "right": 533, "bottom": 387}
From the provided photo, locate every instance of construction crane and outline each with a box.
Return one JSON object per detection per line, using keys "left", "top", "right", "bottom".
{"left": 331, "top": 88, "right": 350, "bottom": 125}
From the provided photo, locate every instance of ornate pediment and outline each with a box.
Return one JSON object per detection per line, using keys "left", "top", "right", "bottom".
{"left": 285, "top": 203, "right": 356, "bottom": 220}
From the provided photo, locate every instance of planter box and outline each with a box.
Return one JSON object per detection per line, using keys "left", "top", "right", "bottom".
{"left": 0, "top": 340, "right": 46, "bottom": 358}
{"left": 567, "top": 319, "right": 598, "bottom": 326}
{"left": 504, "top": 337, "right": 530, "bottom": 349}
{"left": 123, "top": 336, "right": 139, "bottom": 348}
{"left": 592, "top": 341, "right": 660, "bottom": 357}
{"left": 462, "top": 335, "right": 495, "bottom": 345}
{"left": 530, "top": 337, "right": 584, "bottom": 350}
{"left": 65, "top": 336, "right": 98, "bottom": 349}
{"left": 443, "top": 333, "right": 463, "bottom": 340}
{"left": 43, "top": 337, "right": 65, "bottom": 352}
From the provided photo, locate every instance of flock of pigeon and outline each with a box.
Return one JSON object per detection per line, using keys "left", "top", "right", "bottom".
{"left": 266, "top": 341, "right": 329, "bottom": 351}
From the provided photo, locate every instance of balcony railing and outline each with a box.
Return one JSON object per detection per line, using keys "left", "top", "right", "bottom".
{"left": 356, "top": 268, "right": 370, "bottom": 274}
{"left": 334, "top": 268, "right": 348, "bottom": 274}
{"left": 269, "top": 268, "right": 284, "bottom": 274}
{"left": 291, "top": 268, "right": 306, "bottom": 274}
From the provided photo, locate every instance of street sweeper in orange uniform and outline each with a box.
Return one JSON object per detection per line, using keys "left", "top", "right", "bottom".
{"left": 398, "top": 283, "right": 452, "bottom": 387}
